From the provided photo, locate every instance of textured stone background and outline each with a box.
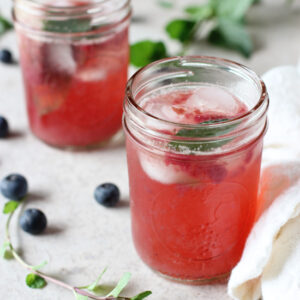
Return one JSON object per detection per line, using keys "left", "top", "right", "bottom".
{"left": 0, "top": 0, "right": 299, "bottom": 299}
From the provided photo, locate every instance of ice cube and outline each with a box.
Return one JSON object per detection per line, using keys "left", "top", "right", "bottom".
{"left": 76, "top": 67, "right": 106, "bottom": 82}
{"left": 185, "top": 86, "right": 240, "bottom": 116}
{"left": 46, "top": 43, "right": 76, "bottom": 75}
{"left": 139, "top": 152, "right": 196, "bottom": 184}
{"left": 140, "top": 91, "right": 189, "bottom": 132}
{"left": 141, "top": 91, "right": 187, "bottom": 123}
{"left": 75, "top": 55, "right": 118, "bottom": 82}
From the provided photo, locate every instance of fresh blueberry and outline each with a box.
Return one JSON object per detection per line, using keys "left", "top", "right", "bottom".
{"left": 0, "top": 116, "right": 9, "bottom": 138}
{"left": 0, "top": 174, "right": 28, "bottom": 200}
{"left": 20, "top": 209, "right": 47, "bottom": 235}
{"left": 0, "top": 49, "right": 13, "bottom": 64}
{"left": 94, "top": 183, "right": 120, "bottom": 207}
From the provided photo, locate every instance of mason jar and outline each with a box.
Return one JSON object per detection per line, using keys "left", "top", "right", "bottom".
{"left": 123, "top": 56, "right": 269, "bottom": 282}
{"left": 13, "top": 0, "right": 131, "bottom": 148}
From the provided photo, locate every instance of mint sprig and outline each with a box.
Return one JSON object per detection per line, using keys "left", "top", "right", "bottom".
{"left": 0, "top": 15, "right": 13, "bottom": 36}
{"left": 1, "top": 198, "right": 152, "bottom": 300}
{"left": 208, "top": 17, "right": 253, "bottom": 58}
{"left": 169, "top": 118, "right": 239, "bottom": 152}
{"left": 43, "top": 18, "right": 92, "bottom": 33}
{"left": 131, "top": 291, "right": 152, "bottom": 300}
{"left": 165, "top": 19, "right": 196, "bottom": 43}
{"left": 130, "top": 40, "right": 168, "bottom": 68}
{"left": 130, "top": 0, "right": 258, "bottom": 67}
{"left": 26, "top": 273, "right": 47, "bottom": 289}
{"left": 3, "top": 200, "right": 20, "bottom": 214}
{"left": 157, "top": 0, "right": 174, "bottom": 9}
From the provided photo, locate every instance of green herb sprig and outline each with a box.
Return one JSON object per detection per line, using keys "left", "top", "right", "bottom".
{"left": 169, "top": 118, "right": 240, "bottom": 152}
{"left": 1, "top": 200, "right": 151, "bottom": 300}
{"left": 130, "top": 0, "right": 258, "bottom": 67}
{"left": 0, "top": 15, "right": 13, "bottom": 37}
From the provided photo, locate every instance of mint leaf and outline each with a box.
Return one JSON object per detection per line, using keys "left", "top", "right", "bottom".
{"left": 0, "top": 16, "right": 13, "bottom": 36}
{"left": 86, "top": 267, "right": 107, "bottom": 292}
{"left": 131, "top": 291, "right": 152, "bottom": 300}
{"left": 32, "top": 260, "right": 48, "bottom": 271}
{"left": 44, "top": 19, "right": 91, "bottom": 33}
{"left": 185, "top": 4, "right": 214, "bottom": 21}
{"left": 3, "top": 201, "right": 20, "bottom": 214}
{"left": 157, "top": 0, "right": 174, "bottom": 8}
{"left": 169, "top": 119, "right": 239, "bottom": 152}
{"left": 165, "top": 19, "right": 196, "bottom": 43}
{"left": 73, "top": 291, "right": 88, "bottom": 300}
{"left": 130, "top": 40, "right": 168, "bottom": 68}
{"left": 26, "top": 274, "right": 47, "bottom": 289}
{"left": 0, "top": 242, "right": 10, "bottom": 258}
{"left": 210, "top": 0, "right": 255, "bottom": 21}
{"left": 107, "top": 272, "right": 131, "bottom": 298}
{"left": 208, "top": 18, "right": 253, "bottom": 57}
{"left": 0, "top": 242, "right": 13, "bottom": 260}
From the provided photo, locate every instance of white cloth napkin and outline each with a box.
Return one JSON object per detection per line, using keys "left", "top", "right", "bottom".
{"left": 228, "top": 64, "right": 300, "bottom": 300}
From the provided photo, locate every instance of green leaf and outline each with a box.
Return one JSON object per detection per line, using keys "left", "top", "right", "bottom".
{"left": 0, "top": 242, "right": 13, "bottom": 260}
{"left": 185, "top": 4, "right": 214, "bottom": 21}
{"left": 86, "top": 267, "right": 107, "bottom": 291}
{"left": 3, "top": 201, "right": 20, "bottom": 214}
{"left": 165, "top": 19, "right": 196, "bottom": 43}
{"left": 131, "top": 291, "right": 152, "bottom": 300}
{"left": 210, "top": 0, "right": 255, "bottom": 21}
{"left": 130, "top": 40, "right": 168, "bottom": 68}
{"left": 169, "top": 119, "right": 239, "bottom": 152}
{"left": 26, "top": 274, "right": 47, "bottom": 289}
{"left": 44, "top": 18, "right": 91, "bottom": 33}
{"left": 157, "top": 0, "right": 174, "bottom": 9}
{"left": 0, "top": 16, "right": 13, "bottom": 36}
{"left": 32, "top": 260, "right": 48, "bottom": 271}
{"left": 208, "top": 18, "right": 253, "bottom": 58}
{"left": 107, "top": 272, "right": 131, "bottom": 298}
{"left": 73, "top": 291, "right": 88, "bottom": 300}
{"left": 0, "top": 242, "right": 10, "bottom": 258}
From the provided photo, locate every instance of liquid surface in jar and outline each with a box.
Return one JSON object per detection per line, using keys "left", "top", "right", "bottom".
{"left": 140, "top": 85, "right": 248, "bottom": 126}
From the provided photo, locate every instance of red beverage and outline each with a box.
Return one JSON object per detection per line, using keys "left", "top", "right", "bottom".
{"left": 124, "top": 57, "right": 269, "bottom": 282}
{"left": 14, "top": 0, "right": 130, "bottom": 147}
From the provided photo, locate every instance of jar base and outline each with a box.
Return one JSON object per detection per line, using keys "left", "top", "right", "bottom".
{"left": 31, "top": 130, "right": 125, "bottom": 151}
{"left": 153, "top": 269, "right": 230, "bottom": 285}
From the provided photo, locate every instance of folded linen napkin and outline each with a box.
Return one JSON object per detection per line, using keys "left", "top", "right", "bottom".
{"left": 228, "top": 64, "right": 300, "bottom": 300}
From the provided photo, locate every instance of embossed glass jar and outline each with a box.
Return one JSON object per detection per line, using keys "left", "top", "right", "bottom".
{"left": 14, "top": 0, "right": 131, "bottom": 148}
{"left": 123, "top": 56, "right": 269, "bottom": 282}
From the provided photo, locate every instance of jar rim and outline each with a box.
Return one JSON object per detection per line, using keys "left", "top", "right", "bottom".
{"left": 14, "top": 0, "right": 130, "bottom": 13}
{"left": 13, "top": 0, "right": 131, "bottom": 37}
{"left": 125, "top": 55, "right": 268, "bottom": 130}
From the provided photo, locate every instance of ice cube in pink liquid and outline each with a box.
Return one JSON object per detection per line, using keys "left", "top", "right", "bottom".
{"left": 141, "top": 85, "right": 248, "bottom": 125}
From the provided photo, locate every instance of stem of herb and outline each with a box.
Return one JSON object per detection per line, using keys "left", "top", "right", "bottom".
{"left": 4, "top": 207, "right": 131, "bottom": 300}
{"left": 177, "top": 19, "right": 207, "bottom": 56}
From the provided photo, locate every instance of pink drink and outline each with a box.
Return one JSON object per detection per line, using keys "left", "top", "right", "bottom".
{"left": 14, "top": 0, "right": 130, "bottom": 147}
{"left": 125, "top": 79, "right": 268, "bottom": 281}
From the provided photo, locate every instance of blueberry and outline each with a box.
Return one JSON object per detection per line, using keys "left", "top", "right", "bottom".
{"left": 0, "top": 116, "right": 9, "bottom": 138}
{"left": 0, "top": 49, "right": 13, "bottom": 64}
{"left": 0, "top": 174, "right": 28, "bottom": 200}
{"left": 94, "top": 183, "right": 120, "bottom": 207}
{"left": 20, "top": 209, "right": 47, "bottom": 235}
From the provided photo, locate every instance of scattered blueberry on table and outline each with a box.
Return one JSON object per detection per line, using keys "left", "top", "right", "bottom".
{"left": 20, "top": 209, "right": 47, "bottom": 235}
{"left": 94, "top": 183, "right": 120, "bottom": 207}
{"left": 0, "top": 116, "right": 9, "bottom": 138}
{"left": 0, "top": 174, "right": 28, "bottom": 200}
{"left": 0, "top": 49, "right": 13, "bottom": 64}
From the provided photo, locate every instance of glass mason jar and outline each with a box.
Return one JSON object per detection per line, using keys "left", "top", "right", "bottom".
{"left": 123, "top": 56, "right": 269, "bottom": 282}
{"left": 13, "top": 0, "right": 131, "bottom": 148}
